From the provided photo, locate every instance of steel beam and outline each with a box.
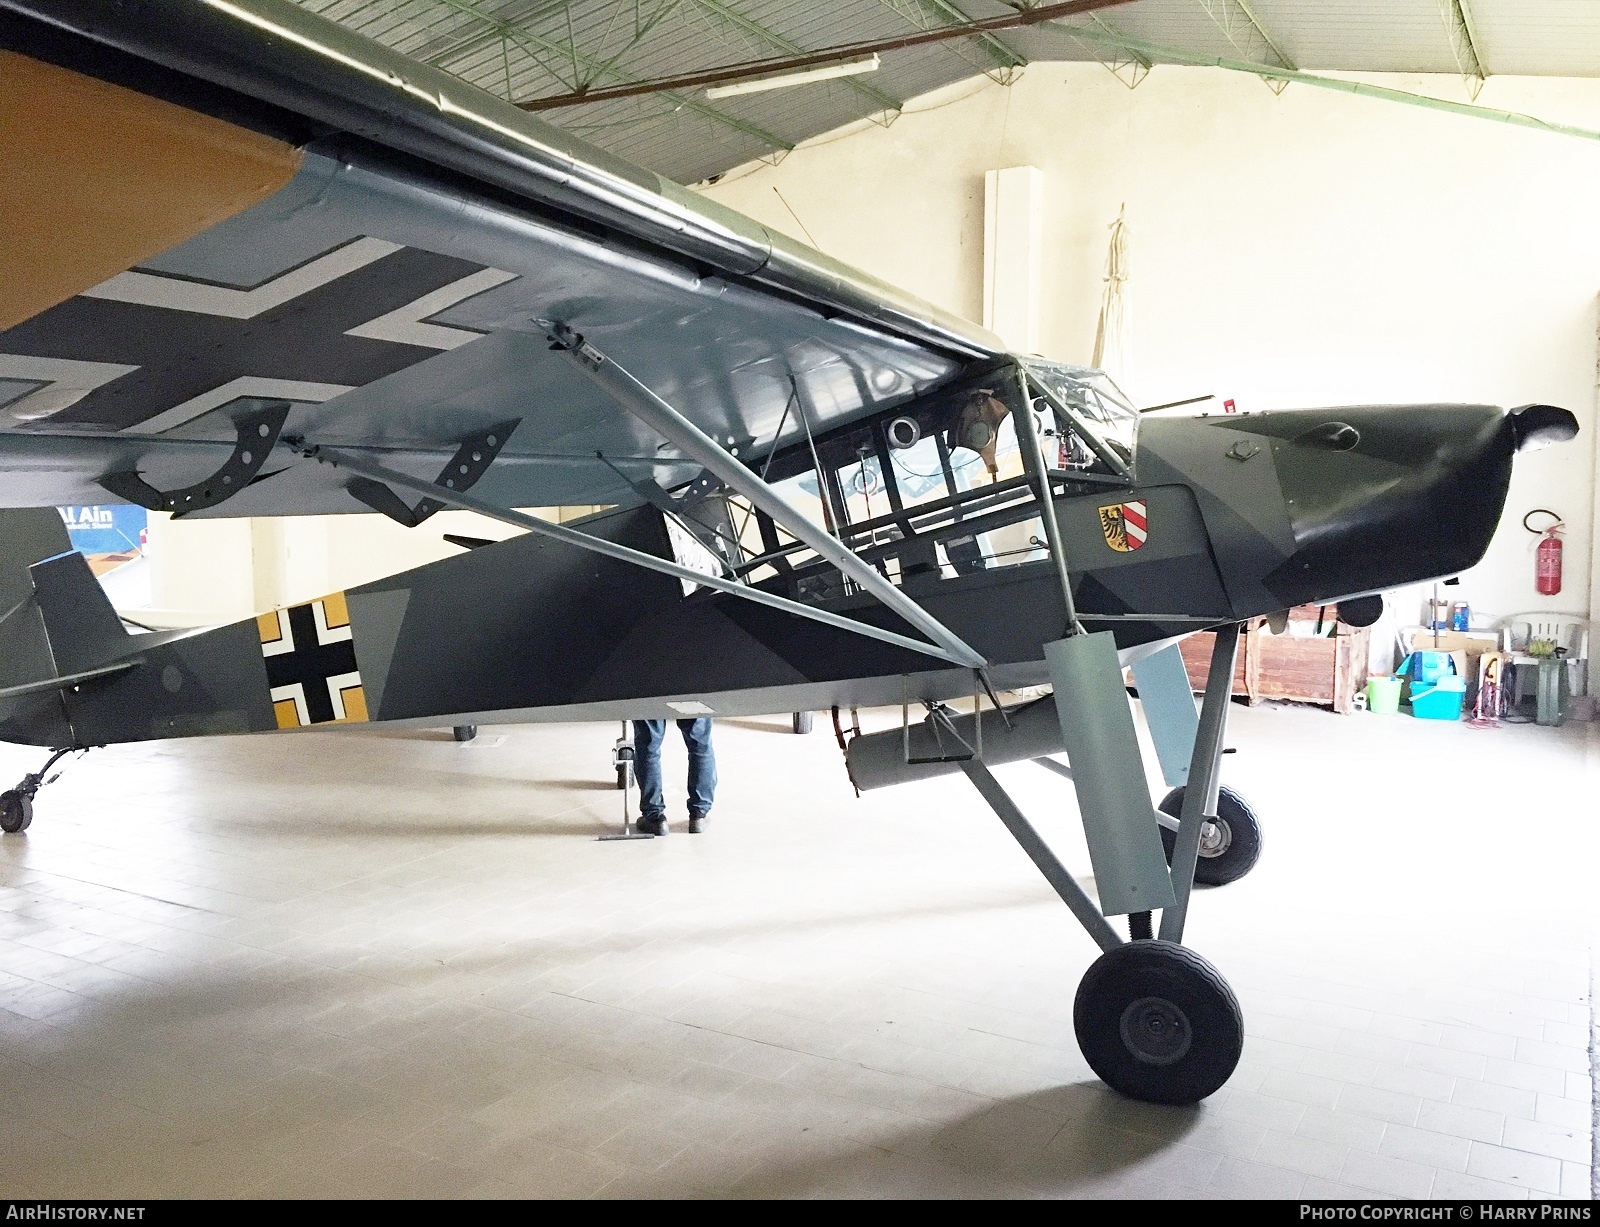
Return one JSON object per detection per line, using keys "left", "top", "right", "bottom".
{"left": 1440, "top": 0, "right": 1488, "bottom": 100}
{"left": 517, "top": 0, "right": 1136, "bottom": 110}
{"left": 422, "top": 0, "right": 795, "bottom": 151}
{"left": 881, "top": 0, "right": 1027, "bottom": 80}
{"left": 1196, "top": 0, "right": 1296, "bottom": 94}
{"left": 1159, "top": 622, "right": 1241, "bottom": 943}
{"left": 291, "top": 442, "right": 973, "bottom": 667}
{"left": 1044, "top": 23, "right": 1600, "bottom": 146}
{"left": 683, "top": 0, "right": 904, "bottom": 119}
{"left": 546, "top": 326, "right": 987, "bottom": 669}
{"left": 1064, "top": 12, "right": 1151, "bottom": 89}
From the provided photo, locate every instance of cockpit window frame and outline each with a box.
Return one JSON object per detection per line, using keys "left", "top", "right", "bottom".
{"left": 1019, "top": 358, "right": 1139, "bottom": 484}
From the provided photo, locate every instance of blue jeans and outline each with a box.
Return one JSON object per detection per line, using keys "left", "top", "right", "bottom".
{"left": 632, "top": 718, "right": 716, "bottom": 820}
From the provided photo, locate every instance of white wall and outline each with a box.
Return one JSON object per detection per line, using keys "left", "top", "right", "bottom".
{"left": 702, "top": 66, "right": 1600, "bottom": 632}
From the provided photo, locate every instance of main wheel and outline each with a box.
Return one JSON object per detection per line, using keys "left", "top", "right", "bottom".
{"left": 1157, "top": 785, "right": 1262, "bottom": 886}
{"left": 792, "top": 711, "right": 814, "bottom": 734}
{"left": 0, "top": 790, "right": 33, "bottom": 834}
{"left": 453, "top": 725, "right": 478, "bottom": 743}
{"left": 615, "top": 763, "right": 634, "bottom": 790}
{"left": 1074, "top": 940, "right": 1243, "bottom": 1103}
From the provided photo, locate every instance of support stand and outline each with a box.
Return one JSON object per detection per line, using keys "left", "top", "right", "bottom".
{"left": 600, "top": 723, "right": 651, "bottom": 841}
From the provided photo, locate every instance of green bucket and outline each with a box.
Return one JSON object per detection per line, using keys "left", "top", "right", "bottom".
{"left": 1366, "top": 676, "right": 1401, "bottom": 715}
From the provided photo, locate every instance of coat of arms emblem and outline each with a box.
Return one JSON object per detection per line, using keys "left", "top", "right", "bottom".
{"left": 1098, "top": 500, "right": 1148, "bottom": 553}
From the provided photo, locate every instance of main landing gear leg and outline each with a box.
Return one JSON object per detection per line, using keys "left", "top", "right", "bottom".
{"left": 1085, "top": 625, "right": 1247, "bottom": 1102}
{"left": 957, "top": 626, "right": 1249, "bottom": 1104}
{"left": 2, "top": 747, "right": 85, "bottom": 834}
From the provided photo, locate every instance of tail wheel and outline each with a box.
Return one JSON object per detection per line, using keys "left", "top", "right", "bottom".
{"left": 792, "top": 711, "right": 815, "bottom": 734}
{"left": 1074, "top": 940, "right": 1243, "bottom": 1103}
{"left": 1158, "top": 784, "right": 1262, "bottom": 886}
{"left": 1, "top": 791, "right": 33, "bottom": 834}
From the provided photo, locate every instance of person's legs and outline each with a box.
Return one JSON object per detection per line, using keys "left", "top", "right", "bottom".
{"left": 679, "top": 718, "right": 716, "bottom": 831}
{"left": 632, "top": 719, "right": 668, "bottom": 834}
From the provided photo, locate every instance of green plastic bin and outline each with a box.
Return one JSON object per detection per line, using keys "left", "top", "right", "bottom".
{"left": 1366, "top": 676, "right": 1401, "bottom": 715}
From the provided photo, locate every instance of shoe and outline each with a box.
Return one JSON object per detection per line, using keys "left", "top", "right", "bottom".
{"left": 687, "top": 812, "right": 709, "bottom": 834}
{"left": 635, "top": 814, "right": 668, "bottom": 836}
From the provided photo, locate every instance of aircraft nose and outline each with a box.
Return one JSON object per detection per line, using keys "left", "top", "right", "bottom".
{"left": 1257, "top": 403, "right": 1573, "bottom": 606}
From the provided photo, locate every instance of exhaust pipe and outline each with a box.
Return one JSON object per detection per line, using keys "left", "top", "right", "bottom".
{"left": 845, "top": 697, "right": 1067, "bottom": 791}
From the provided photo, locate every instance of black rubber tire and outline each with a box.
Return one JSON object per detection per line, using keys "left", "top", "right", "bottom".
{"left": 453, "top": 725, "right": 478, "bottom": 743}
{"left": 1337, "top": 595, "right": 1384, "bottom": 628}
{"left": 0, "top": 791, "right": 33, "bottom": 834}
{"left": 1157, "top": 785, "right": 1263, "bottom": 886}
{"left": 1074, "top": 940, "right": 1243, "bottom": 1104}
{"left": 792, "top": 711, "right": 814, "bottom": 735}
{"left": 616, "top": 764, "right": 634, "bottom": 791}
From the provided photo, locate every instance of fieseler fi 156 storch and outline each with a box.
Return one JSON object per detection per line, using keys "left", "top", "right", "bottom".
{"left": 0, "top": 0, "right": 1578, "bottom": 1103}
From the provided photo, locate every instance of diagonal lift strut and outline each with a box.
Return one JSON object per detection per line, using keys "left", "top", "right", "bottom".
{"left": 543, "top": 323, "right": 987, "bottom": 671}
{"left": 288, "top": 441, "right": 974, "bottom": 668}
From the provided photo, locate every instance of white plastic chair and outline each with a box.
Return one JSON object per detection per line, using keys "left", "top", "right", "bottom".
{"left": 1497, "top": 613, "right": 1589, "bottom": 705}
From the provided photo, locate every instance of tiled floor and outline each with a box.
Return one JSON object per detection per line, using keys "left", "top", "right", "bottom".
{"left": 0, "top": 700, "right": 1593, "bottom": 1199}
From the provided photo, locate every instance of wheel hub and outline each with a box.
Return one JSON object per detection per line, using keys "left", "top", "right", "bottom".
{"left": 1119, "top": 995, "right": 1192, "bottom": 1065}
{"left": 1197, "top": 818, "right": 1232, "bottom": 859}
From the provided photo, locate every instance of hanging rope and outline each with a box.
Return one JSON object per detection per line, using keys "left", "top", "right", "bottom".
{"left": 1091, "top": 204, "right": 1130, "bottom": 381}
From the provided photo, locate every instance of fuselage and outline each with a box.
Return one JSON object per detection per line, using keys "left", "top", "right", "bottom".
{"left": 0, "top": 391, "right": 1563, "bottom": 749}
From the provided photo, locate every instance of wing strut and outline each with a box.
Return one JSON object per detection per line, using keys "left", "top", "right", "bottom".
{"left": 542, "top": 323, "right": 987, "bottom": 671}
{"left": 285, "top": 440, "right": 975, "bottom": 668}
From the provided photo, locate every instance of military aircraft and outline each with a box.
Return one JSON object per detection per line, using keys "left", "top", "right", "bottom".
{"left": 0, "top": 0, "right": 1578, "bottom": 1105}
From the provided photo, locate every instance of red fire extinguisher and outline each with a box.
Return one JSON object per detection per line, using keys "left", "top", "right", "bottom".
{"left": 1525, "top": 509, "right": 1564, "bottom": 595}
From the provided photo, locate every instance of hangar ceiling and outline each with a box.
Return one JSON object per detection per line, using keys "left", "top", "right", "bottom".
{"left": 292, "top": 1, "right": 1600, "bottom": 184}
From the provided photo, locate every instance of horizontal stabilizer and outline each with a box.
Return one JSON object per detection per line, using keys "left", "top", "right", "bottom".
{"left": 0, "top": 658, "right": 144, "bottom": 702}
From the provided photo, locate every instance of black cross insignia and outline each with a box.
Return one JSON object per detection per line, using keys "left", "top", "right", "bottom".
{"left": 0, "top": 244, "right": 488, "bottom": 433}
{"left": 264, "top": 602, "right": 359, "bottom": 725}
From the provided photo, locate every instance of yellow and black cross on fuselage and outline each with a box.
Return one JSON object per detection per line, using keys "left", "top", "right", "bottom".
{"left": 258, "top": 595, "right": 367, "bottom": 728}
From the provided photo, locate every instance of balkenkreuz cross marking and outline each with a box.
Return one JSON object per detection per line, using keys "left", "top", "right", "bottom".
{"left": 0, "top": 241, "right": 494, "bottom": 433}
{"left": 259, "top": 596, "right": 365, "bottom": 727}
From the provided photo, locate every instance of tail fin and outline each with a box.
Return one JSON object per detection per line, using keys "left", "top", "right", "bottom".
{"left": 0, "top": 508, "right": 71, "bottom": 617}
{"left": 0, "top": 510, "right": 80, "bottom": 745}
{"left": 0, "top": 507, "right": 129, "bottom": 675}
{"left": 30, "top": 551, "right": 130, "bottom": 673}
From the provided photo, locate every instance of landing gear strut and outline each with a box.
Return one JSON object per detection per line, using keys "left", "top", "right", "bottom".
{"left": 1157, "top": 784, "right": 1262, "bottom": 886}
{"left": 956, "top": 623, "right": 1252, "bottom": 1104}
{"left": 1, "top": 747, "right": 83, "bottom": 834}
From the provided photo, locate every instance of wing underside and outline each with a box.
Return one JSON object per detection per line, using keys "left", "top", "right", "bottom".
{"left": 0, "top": 2, "right": 999, "bottom": 517}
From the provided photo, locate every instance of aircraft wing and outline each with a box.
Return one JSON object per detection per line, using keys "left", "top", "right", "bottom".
{"left": 0, "top": 0, "right": 1005, "bottom": 517}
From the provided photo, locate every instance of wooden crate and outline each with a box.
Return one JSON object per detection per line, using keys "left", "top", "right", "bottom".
{"left": 1177, "top": 625, "right": 1262, "bottom": 705}
{"left": 1176, "top": 607, "right": 1370, "bottom": 714}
